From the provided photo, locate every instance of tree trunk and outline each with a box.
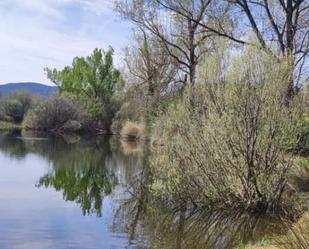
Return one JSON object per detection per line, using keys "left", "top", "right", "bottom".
{"left": 188, "top": 19, "right": 196, "bottom": 85}
{"left": 285, "top": 0, "right": 295, "bottom": 100}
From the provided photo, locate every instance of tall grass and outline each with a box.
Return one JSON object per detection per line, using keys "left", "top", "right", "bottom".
{"left": 275, "top": 214, "right": 309, "bottom": 249}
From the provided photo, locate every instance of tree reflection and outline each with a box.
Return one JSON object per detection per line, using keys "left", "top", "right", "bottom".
{"left": 0, "top": 130, "right": 27, "bottom": 159}
{"left": 35, "top": 138, "right": 120, "bottom": 217}
{"left": 37, "top": 147, "right": 117, "bottom": 217}
{"left": 117, "top": 194, "right": 286, "bottom": 249}
{"left": 114, "top": 144, "right": 286, "bottom": 249}
{"left": 0, "top": 131, "right": 119, "bottom": 217}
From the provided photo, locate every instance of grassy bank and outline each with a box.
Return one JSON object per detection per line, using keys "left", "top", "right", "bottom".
{"left": 240, "top": 212, "right": 309, "bottom": 249}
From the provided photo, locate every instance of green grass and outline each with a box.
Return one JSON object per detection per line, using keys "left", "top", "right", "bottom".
{"left": 0, "top": 121, "right": 22, "bottom": 130}
{"left": 295, "top": 157, "right": 309, "bottom": 170}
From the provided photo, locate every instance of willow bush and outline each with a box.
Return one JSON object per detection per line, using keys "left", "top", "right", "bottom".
{"left": 0, "top": 92, "right": 36, "bottom": 123}
{"left": 151, "top": 50, "right": 305, "bottom": 211}
{"left": 23, "top": 95, "right": 81, "bottom": 133}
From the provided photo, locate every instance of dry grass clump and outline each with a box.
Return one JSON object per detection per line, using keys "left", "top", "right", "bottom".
{"left": 120, "top": 139, "right": 143, "bottom": 156}
{"left": 245, "top": 245, "right": 279, "bottom": 249}
{"left": 120, "top": 121, "right": 145, "bottom": 141}
{"left": 275, "top": 213, "right": 309, "bottom": 249}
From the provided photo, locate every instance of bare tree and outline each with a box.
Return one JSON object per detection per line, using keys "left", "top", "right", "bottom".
{"left": 124, "top": 29, "right": 178, "bottom": 96}
{"left": 227, "top": 0, "right": 309, "bottom": 96}
{"left": 171, "top": 0, "right": 308, "bottom": 94}
{"left": 116, "top": 0, "right": 215, "bottom": 85}
{"left": 117, "top": 0, "right": 308, "bottom": 95}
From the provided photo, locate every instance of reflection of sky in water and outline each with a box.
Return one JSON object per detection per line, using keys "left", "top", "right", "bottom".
{"left": 0, "top": 148, "right": 134, "bottom": 249}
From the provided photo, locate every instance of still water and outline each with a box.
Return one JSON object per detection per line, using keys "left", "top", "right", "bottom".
{"left": 0, "top": 130, "right": 147, "bottom": 249}
{"left": 0, "top": 130, "right": 285, "bottom": 249}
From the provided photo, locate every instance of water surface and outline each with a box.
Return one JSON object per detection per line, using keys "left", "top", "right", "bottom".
{"left": 0, "top": 131, "right": 145, "bottom": 249}
{"left": 0, "top": 130, "right": 287, "bottom": 249}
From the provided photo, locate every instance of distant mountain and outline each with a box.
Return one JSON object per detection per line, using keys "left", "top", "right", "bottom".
{"left": 0, "top": 82, "right": 58, "bottom": 97}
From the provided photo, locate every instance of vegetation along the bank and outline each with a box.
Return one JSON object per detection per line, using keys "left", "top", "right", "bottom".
{"left": 0, "top": 0, "right": 308, "bottom": 238}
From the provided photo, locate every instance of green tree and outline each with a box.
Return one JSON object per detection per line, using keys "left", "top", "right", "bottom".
{"left": 45, "top": 48, "right": 121, "bottom": 101}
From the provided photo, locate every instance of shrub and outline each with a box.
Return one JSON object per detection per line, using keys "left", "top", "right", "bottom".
{"left": 0, "top": 99, "right": 23, "bottom": 123}
{"left": 111, "top": 87, "right": 147, "bottom": 134}
{"left": 151, "top": 50, "right": 304, "bottom": 211}
{"left": 111, "top": 86, "right": 172, "bottom": 135}
{"left": 0, "top": 92, "right": 36, "bottom": 123}
{"left": 24, "top": 94, "right": 119, "bottom": 134}
{"left": 24, "top": 95, "right": 80, "bottom": 133}
{"left": 294, "top": 115, "right": 309, "bottom": 154}
{"left": 87, "top": 99, "right": 120, "bottom": 133}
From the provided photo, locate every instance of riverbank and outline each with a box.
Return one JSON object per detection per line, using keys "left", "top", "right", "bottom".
{"left": 0, "top": 121, "right": 22, "bottom": 130}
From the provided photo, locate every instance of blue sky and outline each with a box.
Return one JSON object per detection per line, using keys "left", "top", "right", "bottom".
{"left": 0, "top": 0, "right": 131, "bottom": 85}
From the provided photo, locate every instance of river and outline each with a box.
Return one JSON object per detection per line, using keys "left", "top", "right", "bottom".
{"left": 0, "top": 130, "right": 288, "bottom": 249}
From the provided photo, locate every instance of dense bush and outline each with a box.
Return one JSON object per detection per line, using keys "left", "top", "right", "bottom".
{"left": 151, "top": 50, "right": 304, "bottom": 211}
{"left": 111, "top": 86, "right": 148, "bottom": 134}
{"left": 0, "top": 99, "right": 23, "bottom": 122}
{"left": 88, "top": 99, "right": 120, "bottom": 133}
{"left": 292, "top": 85, "right": 309, "bottom": 154}
{"left": 0, "top": 92, "right": 35, "bottom": 123}
{"left": 24, "top": 95, "right": 80, "bottom": 133}
{"left": 294, "top": 115, "right": 309, "bottom": 154}
{"left": 40, "top": 48, "right": 122, "bottom": 135}
{"left": 111, "top": 84, "right": 173, "bottom": 135}
{"left": 24, "top": 94, "right": 119, "bottom": 134}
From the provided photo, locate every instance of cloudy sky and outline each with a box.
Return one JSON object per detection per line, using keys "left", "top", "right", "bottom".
{"left": 0, "top": 0, "right": 131, "bottom": 85}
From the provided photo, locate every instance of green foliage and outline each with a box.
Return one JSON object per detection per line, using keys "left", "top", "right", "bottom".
{"left": 0, "top": 92, "right": 37, "bottom": 123}
{"left": 294, "top": 115, "right": 309, "bottom": 154}
{"left": 45, "top": 48, "right": 121, "bottom": 101}
{"left": 151, "top": 49, "right": 304, "bottom": 210}
{"left": 24, "top": 95, "right": 80, "bottom": 133}
{"left": 86, "top": 98, "right": 120, "bottom": 132}
{"left": 295, "top": 157, "right": 309, "bottom": 170}
{"left": 0, "top": 121, "right": 22, "bottom": 130}
{"left": 1, "top": 99, "right": 23, "bottom": 123}
{"left": 24, "top": 94, "right": 119, "bottom": 134}
{"left": 37, "top": 146, "right": 118, "bottom": 217}
{"left": 111, "top": 84, "right": 173, "bottom": 134}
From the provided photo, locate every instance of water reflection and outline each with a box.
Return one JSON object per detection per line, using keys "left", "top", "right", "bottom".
{"left": 37, "top": 152, "right": 117, "bottom": 217}
{"left": 115, "top": 142, "right": 286, "bottom": 249}
{"left": 0, "top": 130, "right": 289, "bottom": 249}
{"left": 0, "top": 130, "right": 142, "bottom": 218}
{"left": 117, "top": 196, "right": 285, "bottom": 249}
{"left": 0, "top": 130, "right": 28, "bottom": 159}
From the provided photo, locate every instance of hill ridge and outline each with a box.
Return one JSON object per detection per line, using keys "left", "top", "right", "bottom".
{"left": 0, "top": 82, "right": 58, "bottom": 97}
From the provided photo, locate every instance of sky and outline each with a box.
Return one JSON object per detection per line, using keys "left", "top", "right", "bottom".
{"left": 0, "top": 0, "right": 131, "bottom": 85}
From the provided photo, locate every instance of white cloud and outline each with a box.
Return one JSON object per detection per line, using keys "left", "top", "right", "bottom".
{"left": 0, "top": 0, "right": 131, "bottom": 85}
{"left": 58, "top": 0, "right": 114, "bottom": 15}
{"left": 0, "top": 0, "right": 63, "bottom": 20}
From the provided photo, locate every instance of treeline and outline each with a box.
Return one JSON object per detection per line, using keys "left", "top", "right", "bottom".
{"left": 0, "top": 48, "right": 121, "bottom": 134}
